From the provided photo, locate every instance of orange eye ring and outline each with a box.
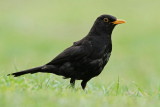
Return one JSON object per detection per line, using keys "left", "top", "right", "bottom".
{"left": 103, "top": 18, "right": 109, "bottom": 22}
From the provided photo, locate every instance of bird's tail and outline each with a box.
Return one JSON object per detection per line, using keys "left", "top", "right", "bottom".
{"left": 8, "top": 65, "right": 59, "bottom": 77}
{"left": 8, "top": 66, "right": 43, "bottom": 77}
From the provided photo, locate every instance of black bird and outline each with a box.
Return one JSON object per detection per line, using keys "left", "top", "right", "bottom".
{"left": 8, "top": 14, "right": 125, "bottom": 89}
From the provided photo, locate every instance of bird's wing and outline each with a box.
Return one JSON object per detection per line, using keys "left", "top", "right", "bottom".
{"left": 46, "top": 45, "right": 90, "bottom": 65}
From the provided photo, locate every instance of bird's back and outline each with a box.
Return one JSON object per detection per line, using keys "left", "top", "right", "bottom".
{"left": 47, "top": 35, "right": 112, "bottom": 80}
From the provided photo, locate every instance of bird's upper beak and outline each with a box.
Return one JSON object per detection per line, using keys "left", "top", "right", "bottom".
{"left": 112, "top": 19, "right": 126, "bottom": 24}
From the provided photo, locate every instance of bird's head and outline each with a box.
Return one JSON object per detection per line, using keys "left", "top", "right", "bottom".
{"left": 90, "top": 14, "right": 126, "bottom": 35}
{"left": 97, "top": 14, "right": 125, "bottom": 26}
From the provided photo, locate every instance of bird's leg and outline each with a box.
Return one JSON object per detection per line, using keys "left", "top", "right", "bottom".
{"left": 81, "top": 79, "right": 90, "bottom": 90}
{"left": 70, "top": 78, "right": 75, "bottom": 88}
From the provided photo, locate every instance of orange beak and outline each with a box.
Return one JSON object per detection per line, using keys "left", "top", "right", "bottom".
{"left": 112, "top": 19, "right": 126, "bottom": 24}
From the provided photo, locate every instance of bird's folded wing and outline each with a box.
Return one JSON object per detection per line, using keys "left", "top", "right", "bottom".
{"left": 46, "top": 45, "right": 89, "bottom": 65}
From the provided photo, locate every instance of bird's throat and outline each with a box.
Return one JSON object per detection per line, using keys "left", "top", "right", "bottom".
{"left": 88, "top": 25, "right": 115, "bottom": 38}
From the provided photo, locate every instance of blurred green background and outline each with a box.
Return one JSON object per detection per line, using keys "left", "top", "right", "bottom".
{"left": 0, "top": 0, "right": 160, "bottom": 107}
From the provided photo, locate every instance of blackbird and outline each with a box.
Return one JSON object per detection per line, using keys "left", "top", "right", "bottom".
{"left": 8, "top": 14, "right": 125, "bottom": 89}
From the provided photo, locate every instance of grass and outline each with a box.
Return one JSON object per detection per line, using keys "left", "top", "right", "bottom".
{"left": 0, "top": 0, "right": 160, "bottom": 106}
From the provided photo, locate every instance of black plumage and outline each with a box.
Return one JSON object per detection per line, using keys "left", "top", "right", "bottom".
{"left": 8, "top": 14, "right": 125, "bottom": 89}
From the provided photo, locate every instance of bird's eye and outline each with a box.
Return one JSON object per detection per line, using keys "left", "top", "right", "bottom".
{"left": 103, "top": 18, "right": 109, "bottom": 22}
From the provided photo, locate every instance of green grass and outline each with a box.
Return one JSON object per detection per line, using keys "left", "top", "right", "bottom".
{"left": 0, "top": 0, "right": 160, "bottom": 107}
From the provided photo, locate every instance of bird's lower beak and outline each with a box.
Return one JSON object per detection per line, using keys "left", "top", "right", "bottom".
{"left": 112, "top": 19, "right": 126, "bottom": 24}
